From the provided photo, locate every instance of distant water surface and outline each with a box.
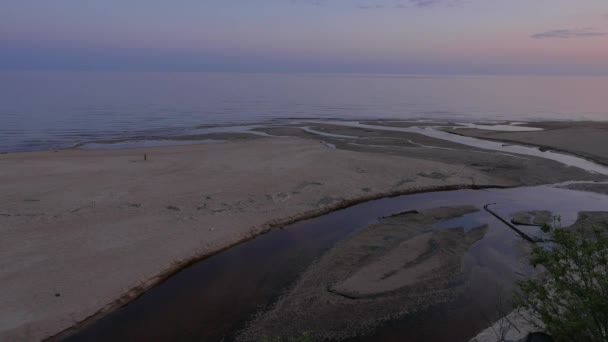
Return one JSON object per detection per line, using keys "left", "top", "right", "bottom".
{"left": 1, "top": 72, "right": 607, "bottom": 152}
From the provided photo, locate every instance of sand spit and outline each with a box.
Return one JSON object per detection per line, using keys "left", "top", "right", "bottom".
{"left": 256, "top": 123, "right": 605, "bottom": 185}
{"left": 511, "top": 211, "right": 553, "bottom": 226}
{"left": 237, "top": 206, "right": 487, "bottom": 341}
{"left": 442, "top": 121, "right": 608, "bottom": 166}
{"left": 0, "top": 137, "right": 503, "bottom": 341}
{"left": 1, "top": 120, "right": 606, "bottom": 341}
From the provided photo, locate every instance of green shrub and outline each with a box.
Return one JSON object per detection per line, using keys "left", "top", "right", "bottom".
{"left": 516, "top": 219, "right": 608, "bottom": 341}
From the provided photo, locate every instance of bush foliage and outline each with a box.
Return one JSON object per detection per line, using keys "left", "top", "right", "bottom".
{"left": 516, "top": 219, "right": 608, "bottom": 341}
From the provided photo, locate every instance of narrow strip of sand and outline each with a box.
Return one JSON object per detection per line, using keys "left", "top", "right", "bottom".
{"left": 441, "top": 121, "right": 608, "bottom": 166}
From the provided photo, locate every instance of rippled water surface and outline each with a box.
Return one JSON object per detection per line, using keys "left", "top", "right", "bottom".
{"left": 2, "top": 72, "right": 608, "bottom": 151}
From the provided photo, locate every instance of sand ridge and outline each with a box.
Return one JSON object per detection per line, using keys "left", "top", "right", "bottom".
{"left": 236, "top": 206, "right": 488, "bottom": 341}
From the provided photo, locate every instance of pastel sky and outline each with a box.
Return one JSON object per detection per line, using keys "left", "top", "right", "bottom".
{"left": 1, "top": 0, "right": 607, "bottom": 74}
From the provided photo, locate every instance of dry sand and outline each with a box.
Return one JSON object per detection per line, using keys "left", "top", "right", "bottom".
{"left": 1, "top": 136, "right": 502, "bottom": 341}
{"left": 0, "top": 121, "right": 605, "bottom": 341}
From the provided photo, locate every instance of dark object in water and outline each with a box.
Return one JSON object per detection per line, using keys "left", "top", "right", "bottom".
{"left": 510, "top": 219, "right": 542, "bottom": 227}
{"left": 144, "top": 153, "right": 147, "bottom": 161}
{"left": 484, "top": 203, "right": 539, "bottom": 243}
{"left": 381, "top": 209, "right": 419, "bottom": 219}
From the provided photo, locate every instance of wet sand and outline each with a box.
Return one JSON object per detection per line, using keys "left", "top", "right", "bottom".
{"left": 237, "top": 206, "right": 489, "bottom": 341}
{"left": 63, "top": 184, "right": 608, "bottom": 342}
{"left": 511, "top": 210, "right": 553, "bottom": 226}
{"left": 441, "top": 121, "right": 608, "bottom": 166}
{"left": 0, "top": 121, "right": 606, "bottom": 341}
{"left": 561, "top": 182, "right": 608, "bottom": 195}
{"left": 255, "top": 122, "right": 606, "bottom": 185}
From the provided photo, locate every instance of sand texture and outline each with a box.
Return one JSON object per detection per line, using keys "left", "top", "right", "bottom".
{"left": 237, "top": 206, "right": 487, "bottom": 341}
{"left": 561, "top": 182, "right": 608, "bottom": 195}
{"left": 511, "top": 210, "right": 553, "bottom": 226}
{"left": 1, "top": 137, "right": 500, "bottom": 341}
{"left": 0, "top": 120, "right": 605, "bottom": 341}
{"left": 443, "top": 121, "right": 608, "bottom": 166}
{"left": 255, "top": 122, "right": 605, "bottom": 185}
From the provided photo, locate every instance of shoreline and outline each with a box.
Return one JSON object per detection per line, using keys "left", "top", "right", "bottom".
{"left": 71, "top": 119, "right": 608, "bottom": 170}
{"left": 443, "top": 128, "right": 608, "bottom": 167}
{"left": 2, "top": 137, "right": 517, "bottom": 341}
{"left": 2, "top": 120, "right": 607, "bottom": 341}
{"left": 2, "top": 118, "right": 606, "bottom": 156}
{"left": 47, "top": 183, "right": 508, "bottom": 341}
{"left": 60, "top": 184, "right": 608, "bottom": 342}
{"left": 440, "top": 120, "right": 608, "bottom": 167}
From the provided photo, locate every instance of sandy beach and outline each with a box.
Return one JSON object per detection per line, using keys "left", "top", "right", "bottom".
{"left": 1, "top": 121, "right": 606, "bottom": 341}
{"left": 3, "top": 0, "right": 608, "bottom": 339}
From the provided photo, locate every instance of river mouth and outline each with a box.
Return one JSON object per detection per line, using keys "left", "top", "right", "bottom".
{"left": 64, "top": 184, "right": 607, "bottom": 342}
{"left": 75, "top": 119, "right": 608, "bottom": 177}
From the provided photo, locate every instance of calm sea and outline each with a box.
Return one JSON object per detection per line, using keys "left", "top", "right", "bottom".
{"left": 1, "top": 72, "right": 607, "bottom": 152}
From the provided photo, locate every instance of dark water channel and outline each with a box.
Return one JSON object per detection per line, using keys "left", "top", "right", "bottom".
{"left": 66, "top": 184, "right": 608, "bottom": 342}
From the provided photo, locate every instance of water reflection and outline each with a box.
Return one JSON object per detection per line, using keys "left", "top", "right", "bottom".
{"left": 66, "top": 184, "right": 608, "bottom": 342}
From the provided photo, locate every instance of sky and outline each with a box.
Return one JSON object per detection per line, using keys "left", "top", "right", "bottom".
{"left": 1, "top": 0, "right": 607, "bottom": 75}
